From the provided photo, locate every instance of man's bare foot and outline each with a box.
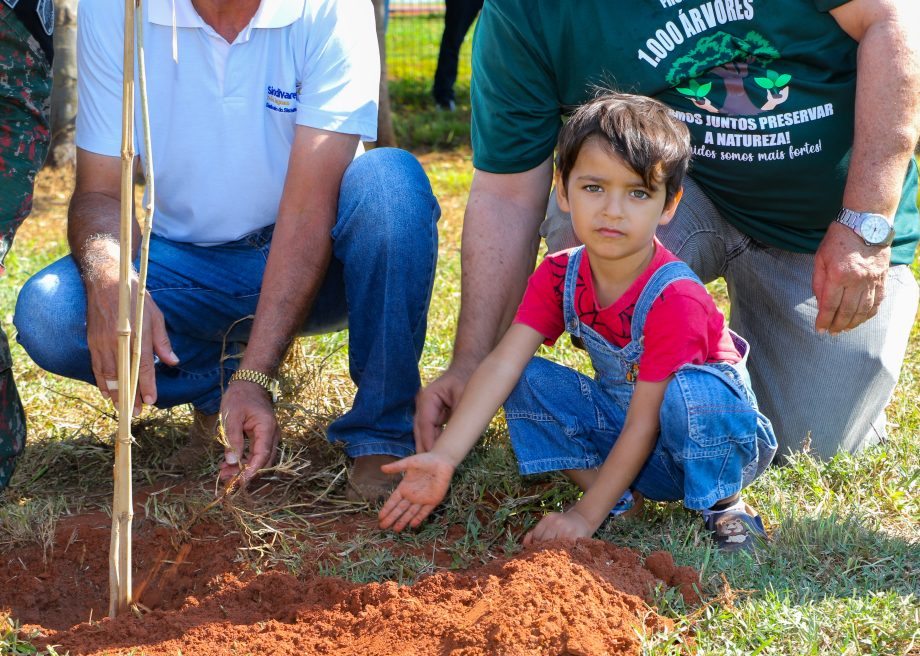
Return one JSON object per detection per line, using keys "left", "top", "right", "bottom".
{"left": 346, "top": 454, "right": 401, "bottom": 503}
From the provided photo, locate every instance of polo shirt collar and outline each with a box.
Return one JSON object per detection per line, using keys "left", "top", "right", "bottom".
{"left": 251, "top": 0, "right": 307, "bottom": 28}
{"left": 148, "top": 0, "right": 306, "bottom": 29}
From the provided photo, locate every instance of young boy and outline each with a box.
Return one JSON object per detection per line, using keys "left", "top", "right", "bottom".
{"left": 379, "top": 93, "right": 777, "bottom": 552}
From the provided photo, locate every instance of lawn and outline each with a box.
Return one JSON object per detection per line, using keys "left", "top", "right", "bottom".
{"left": 1, "top": 13, "right": 918, "bottom": 656}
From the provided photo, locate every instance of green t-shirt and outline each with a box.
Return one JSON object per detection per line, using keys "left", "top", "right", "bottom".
{"left": 471, "top": 0, "right": 919, "bottom": 265}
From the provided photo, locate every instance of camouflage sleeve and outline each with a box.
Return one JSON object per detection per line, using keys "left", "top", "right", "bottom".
{"left": 0, "top": 5, "right": 52, "bottom": 268}
{"left": 0, "top": 6, "right": 51, "bottom": 492}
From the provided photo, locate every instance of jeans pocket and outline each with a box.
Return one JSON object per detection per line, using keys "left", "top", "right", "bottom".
{"left": 243, "top": 224, "right": 275, "bottom": 251}
{"left": 677, "top": 364, "right": 758, "bottom": 458}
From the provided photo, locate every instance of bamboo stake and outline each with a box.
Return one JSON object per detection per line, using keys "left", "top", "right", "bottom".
{"left": 130, "top": 1, "right": 155, "bottom": 404}
{"left": 110, "top": 0, "right": 137, "bottom": 618}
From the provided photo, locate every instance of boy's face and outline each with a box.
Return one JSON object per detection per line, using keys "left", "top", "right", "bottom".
{"left": 558, "top": 138, "right": 680, "bottom": 268}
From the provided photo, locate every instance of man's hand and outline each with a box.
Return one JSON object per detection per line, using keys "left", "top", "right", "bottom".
{"left": 85, "top": 273, "right": 178, "bottom": 415}
{"left": 378, "top": 452, "right": 456, "bottom": 532}
{"left": 522, "top": 510, "right": 595, "bottom": 546}
{"left": 812, "top": 221, "right": 890, "bottom": 335}
{"left": 69, "top": 150, "right": 178, "bottom": 415}
{"left": 227, "top": 126, "right": 356, "bottom": 474}
{"left": 413, "top": 367, "right": 469, "bottom": 452}
{"left": 219, "top": 380, "right": 280, "bottom": 484}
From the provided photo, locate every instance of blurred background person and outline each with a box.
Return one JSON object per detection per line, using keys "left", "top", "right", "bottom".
{"left": 431, "top": 0, "right": 481, "bottom": 111}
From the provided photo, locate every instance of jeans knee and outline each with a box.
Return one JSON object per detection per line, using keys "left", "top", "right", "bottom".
{"left": 662, "top": 367, "right": 756, "bottom": 446}
{"left": 337, "top": 148, "right": 439, "bottom": 249}
{"left": 15, "top": 275, "right": 57, "bottom": 368}
{"left": 505, "top": 375, "right": 535, "bottom": 414}
{"left": 505, "top": 358, "right": 559, "bottom": 415}
{"left": 345, "top": 147, "right": 428, "bottom": 195}
{"left": 14, "top": 269, "right": 84, "bottom": 375}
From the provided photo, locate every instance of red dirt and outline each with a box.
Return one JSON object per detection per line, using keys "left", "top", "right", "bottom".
{"left": 1, "top": 504, "right": 703, "bottom": 656}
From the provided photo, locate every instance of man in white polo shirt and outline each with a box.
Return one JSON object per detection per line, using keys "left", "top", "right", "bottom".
{"left": 14, "top": 0, "right": 441, "bottom": 500}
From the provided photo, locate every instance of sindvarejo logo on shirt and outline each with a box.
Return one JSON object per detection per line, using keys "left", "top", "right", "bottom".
{"left": 265, "top": 85, "right": 298, "bottom": 113}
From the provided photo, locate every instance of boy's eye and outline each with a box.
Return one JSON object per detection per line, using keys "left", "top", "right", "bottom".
{"left": 583, "top": 184, "right": 603, "bottom": 193}
{"left": 630, "top": 189, "right": 651, "bottom": 199}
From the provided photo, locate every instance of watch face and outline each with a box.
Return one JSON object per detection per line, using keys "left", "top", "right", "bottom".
{"left": 860, "top": 214, "right": 892, "bottom": 244}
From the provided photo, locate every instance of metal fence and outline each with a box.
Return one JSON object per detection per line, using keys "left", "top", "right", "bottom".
{"left": 386, "top": 2, "right": 447, "bottom": 85}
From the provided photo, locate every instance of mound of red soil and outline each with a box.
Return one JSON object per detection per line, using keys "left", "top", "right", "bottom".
{"left": 2, "top": 510, "right": 701, "bottom": 655}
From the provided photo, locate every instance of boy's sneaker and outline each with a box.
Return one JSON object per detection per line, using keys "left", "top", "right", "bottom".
{"left": 703, "top": 501, "right": 768, "bottom": 553}
{"left": 610, "top": 489, "right": 645, "bottom": 519}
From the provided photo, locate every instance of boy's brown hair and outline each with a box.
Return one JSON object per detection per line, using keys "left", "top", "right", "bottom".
{"left": 556, "top": 92, "right": 691, "bottom": 203}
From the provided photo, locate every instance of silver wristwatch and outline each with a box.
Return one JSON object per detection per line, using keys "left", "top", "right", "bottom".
{"left": 834, "top": 208, "right": 895, "bottom": 246}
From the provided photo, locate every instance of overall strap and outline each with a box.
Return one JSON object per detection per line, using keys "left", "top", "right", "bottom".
{"left": 630, "top": 260, "right": 702, "bottom": 339}
{"left": 561, "top": 246, "right": 586, "bottom": 334}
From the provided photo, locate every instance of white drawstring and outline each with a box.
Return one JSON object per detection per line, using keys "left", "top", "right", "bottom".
{"left": 171, "top": 0, "right": 178, "bottom": 62}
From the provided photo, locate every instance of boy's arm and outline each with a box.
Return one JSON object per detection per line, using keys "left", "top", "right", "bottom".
{"left": 379, "top": 324, "right": 545, "bottom": 532}
{"left": 414, "top": 162, "right": 554, "bottom": 451}
{"left": 524, "top": 377, "right": 670, "bottom": 545}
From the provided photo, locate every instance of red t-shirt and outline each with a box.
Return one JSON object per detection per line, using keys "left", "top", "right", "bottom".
{"left": 514, "top": 241, "right": 742, "bottom": 382}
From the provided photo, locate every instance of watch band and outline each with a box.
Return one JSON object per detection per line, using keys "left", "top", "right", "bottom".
{"left": 229, "top": 369, "right": 280, "bottom": 403}
{"left": 835, "top": 207, "right": 862, "bottom": 230}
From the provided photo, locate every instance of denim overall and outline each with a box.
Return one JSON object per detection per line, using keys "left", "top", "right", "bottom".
{"left": 504, "top": 246, "right": 777, "bottom": 510}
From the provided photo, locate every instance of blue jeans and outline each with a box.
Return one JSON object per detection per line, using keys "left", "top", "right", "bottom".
{"left": 14, "top": 148, "right": 440, "bottom": 458}
{"left": 504, "top": 357, "right": 777, "bottom": 510}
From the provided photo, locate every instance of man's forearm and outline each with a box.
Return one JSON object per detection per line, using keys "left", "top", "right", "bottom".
{"left": 240, "top": 224, "right": 332, "bottom": 376}
{"left": 68, "top": 151, "right": 141, "bottom": 282}
{"left": 837, "top": 2, "right": 920, "bottom": 216}
{"left": 451, "top": 161, "right": 553, "bottom": 376}
{"left": 238, "top": 126, "right": 357, "bottom": 377}
{"left": 435, "top": 324, "right": 544, "bottom": 465}
{"left": 68, "top": 191, "right": 141, "bottom": 283}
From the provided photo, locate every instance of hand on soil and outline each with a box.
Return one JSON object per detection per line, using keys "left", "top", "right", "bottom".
{"left": 218, "top": 382, "right": 280, "bottom": 485}
{"left": 378, "top": 453, "right": 456, "bottom": 531}
{"left": 523, "top": 510, "right": 595, "bottom": 546}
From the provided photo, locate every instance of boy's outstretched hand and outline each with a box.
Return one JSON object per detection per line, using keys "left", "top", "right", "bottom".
{"left": 523, "top": 510, "right": 595, "bottom": 546}
{"left": 378, "top": 452, "right": 456, "bottom": 532}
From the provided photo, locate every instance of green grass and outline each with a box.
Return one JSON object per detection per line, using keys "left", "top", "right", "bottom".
{"left": 1, "top": 20, "right": 919, "bottom": 656}
{"left": 0, "top": 617, "right": 62, "bottom": 655}
{"left": 385, "top": 14, "right": 473, "bottom": 151}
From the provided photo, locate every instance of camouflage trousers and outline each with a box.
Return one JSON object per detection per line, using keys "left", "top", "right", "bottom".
{"left": 0, "top": 6, "right": 52, "bottom": 492}
{"left": 0, "top": 327, "right": 25, "bottom": 492}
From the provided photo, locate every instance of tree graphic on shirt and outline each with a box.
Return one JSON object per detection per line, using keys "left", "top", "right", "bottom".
{"left": 667, "top": 31, "right": 790, "bottom": 116}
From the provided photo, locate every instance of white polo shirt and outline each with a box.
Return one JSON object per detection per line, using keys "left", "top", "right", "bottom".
{"left": 76, "top": 0, "right": 379, "bottom": 244}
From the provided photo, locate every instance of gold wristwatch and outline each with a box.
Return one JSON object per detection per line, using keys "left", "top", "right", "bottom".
{"left": 229, "top": 369, "right": 280, "bottom": 403}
